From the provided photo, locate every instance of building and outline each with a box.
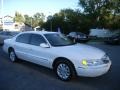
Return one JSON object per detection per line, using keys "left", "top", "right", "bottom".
{"left": 34, "top": 26, "right": 41, "bottom": 31}
{"left": 0, "top": 18, "right": 2, "bottom": 29}
{"left": 0, "top": 15, "right": 24, "bottom": 31}
{"left": 21, "top": 24, "right": 33, "bottom": 31}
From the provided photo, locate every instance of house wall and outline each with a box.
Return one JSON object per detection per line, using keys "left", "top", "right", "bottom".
{"left": 0, "top": 16, "right": 24, "bottom": 31}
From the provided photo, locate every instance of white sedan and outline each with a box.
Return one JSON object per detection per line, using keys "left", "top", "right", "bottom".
{"left": 3, "top": 31, "right": 111, "bottom": 81}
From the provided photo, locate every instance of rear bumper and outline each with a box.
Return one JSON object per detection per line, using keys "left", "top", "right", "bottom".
{"left": 76, "top": 61, "right": 111, "bottom": 77}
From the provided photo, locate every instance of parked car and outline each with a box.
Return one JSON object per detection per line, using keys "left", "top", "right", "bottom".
{"left": 67, "top": 32, "right": 89, "bottom": 43}
{"left": 0, "top": 31, "right": 20, "bottom": 45}
{"left": 3, "top": 31, "right": 111, "bottom": 81}
{"left": 104, "top": 34, "right": 120, "bottom": 45}
{"left": 0, "top": 29, "right": 3, "bottom": 31}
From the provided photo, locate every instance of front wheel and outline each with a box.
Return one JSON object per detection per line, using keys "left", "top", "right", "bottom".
{"left": 9, "top": 49, "right": 17, "bottom": 62}
{"left": 54, "top": 60, "right": 76, "bottom": 81}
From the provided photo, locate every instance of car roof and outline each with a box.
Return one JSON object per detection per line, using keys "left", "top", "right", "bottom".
{"left": 20, "top": 31, "right": 58, "bottom": 35}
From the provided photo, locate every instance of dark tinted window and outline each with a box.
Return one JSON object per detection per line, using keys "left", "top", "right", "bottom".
{"left": 30, "top": 34, "right": 46, "bottom": 46}
{"left": 11, "top": 32, "right": 20, "bottom": 36}
{"left": 69, "top": 32, "right": 76, "bottom": 37}
{"left": 0, "top": 31, "right": 19, "bottom": 36}
{"left": 16, "top": 33, "right": 31, "bottom": 44}
{"left": 0, "top": 31, "right": 11, "bottom": 35}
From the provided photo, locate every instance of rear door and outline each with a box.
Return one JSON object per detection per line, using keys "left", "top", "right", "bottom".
{"left": 15, "top": 33, "right": 32, "bottom": 61}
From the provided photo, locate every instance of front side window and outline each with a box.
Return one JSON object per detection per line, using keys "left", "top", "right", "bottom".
{"left": 16, "top": 33, "right": 31, "bottom": 44}
{"left": 44, "top": 33, "right": 75, "bottom": 46}
{"left": 30, "top": 34, "right": 47, "bottom": 46}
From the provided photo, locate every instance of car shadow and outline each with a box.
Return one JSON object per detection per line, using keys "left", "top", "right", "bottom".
{"left": 1, "top": 54, "right": 118, "bottom": 90}
{"left": 16, "top": 59, "right": 56, "bottom": 78}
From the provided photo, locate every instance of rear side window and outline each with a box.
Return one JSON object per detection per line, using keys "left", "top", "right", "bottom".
{"left": 30, "top": 34, "right": 46, "bottom": 46}
{"left": 69, "top": 32, "right": 76, "bottom": 37}
{"left": 16, "top": 33, "right": 31, "bottom": 44}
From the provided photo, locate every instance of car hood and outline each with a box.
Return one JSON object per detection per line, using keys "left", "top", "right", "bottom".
{"left": 51, "top": 43, "right": 105, "bottom": 60}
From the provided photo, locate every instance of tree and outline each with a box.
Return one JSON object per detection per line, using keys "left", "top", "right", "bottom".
{"left": 24, "top": 13, "right": 45, "bottom": 28}
{"left": 41, "top": 9, "right": 90, "bottom": 34}
{"left": 42, "top": 0, "right": 120, "bottom": 34}
{"left": 24, "top": 14, "right": 32, "bottom": 26}
{"left": 78, "top": 0, "right": 120, "bottom": 30}
{"left": 14, "top": 11, "right": 24, "bottom": 23}
{"left": 32, "top": 13, "right": 45, "bottom": 27}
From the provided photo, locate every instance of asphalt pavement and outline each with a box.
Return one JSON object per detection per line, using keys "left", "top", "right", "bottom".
{"left": 0, "top": 44, "right": 120, "bottom": 90}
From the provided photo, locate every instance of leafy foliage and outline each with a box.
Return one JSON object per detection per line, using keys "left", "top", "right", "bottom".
{"left": 32, "top": 13, "right": 45, "bottom": 27}
{"left": 24, "top": 14, "right": 32, "bottom": 26}
{"left": 14, "top": 11, "right": 24, "bottom": 23}
{"left": 14, "top": 0, "right": 120, "bottom": 33}
{"left": 79, "top": 0, "right": 120, "bottom": 30}
{"left": 41, "top": 9, "right": 90, "bottom": 34}
{"left": 15, "top": 12, "right": 45, "bottom": 28}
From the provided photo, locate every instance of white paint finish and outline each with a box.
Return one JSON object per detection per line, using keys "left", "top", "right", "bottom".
{"left": 3, "top": 31, "right": 112, "bottom": 77}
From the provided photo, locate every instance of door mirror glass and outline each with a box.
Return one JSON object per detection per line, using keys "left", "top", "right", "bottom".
{"left": 40, "top": 43, "right": 50, "bottom": 48}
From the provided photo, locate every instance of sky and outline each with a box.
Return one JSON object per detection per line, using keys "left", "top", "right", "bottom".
{"left": 0, "top": 0, "right": 80, "bottom": 18}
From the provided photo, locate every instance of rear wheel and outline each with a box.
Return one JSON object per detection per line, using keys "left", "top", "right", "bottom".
{"left": 9, "top": 49, "right": 17, "bottom": 62}
{"left": 54, "top": 60, "right": 76, "bottom": 81}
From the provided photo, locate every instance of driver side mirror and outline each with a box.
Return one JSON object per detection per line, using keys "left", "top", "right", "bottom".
{"left": 40, "top": 43, "right": 50, "bottom": 48}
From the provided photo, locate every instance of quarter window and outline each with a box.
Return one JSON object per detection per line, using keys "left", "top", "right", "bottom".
{"left": 16, "top": 33, "right": 31, "bottom": 44}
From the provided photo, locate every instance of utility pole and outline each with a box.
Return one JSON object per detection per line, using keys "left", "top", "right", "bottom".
{"left": 1, "top": 0, "right": 4, "bottom": 31}
{"left": 50, "top": 19, "right": 52, "bottom": 31}
{"left": 49, "top": 12, "right": 52, "bottom": 31}
{"left": 31, "top": 17, "right": 32, "bottom": 29}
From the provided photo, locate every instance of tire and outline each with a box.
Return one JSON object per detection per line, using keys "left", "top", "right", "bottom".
{"left": 9, "top": 49, "right": 17, "bottom": 62}
{"left": 54, "top": 60, "right": 76, "bottom": 81}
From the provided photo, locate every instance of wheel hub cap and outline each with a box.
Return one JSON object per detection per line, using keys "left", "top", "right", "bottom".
{"left": 10, "top": 52, "right": 15, "bottom": 61}
{"left": 57, "top": 64, "right": 70, "bottom": 79}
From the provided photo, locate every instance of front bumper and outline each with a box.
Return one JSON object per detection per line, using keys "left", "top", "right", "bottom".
{"left": 76, "top": 61, "right": 111, "bottom": 77}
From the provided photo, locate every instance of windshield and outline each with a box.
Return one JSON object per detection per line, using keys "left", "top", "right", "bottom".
{"left": 44, "top": 33, "right": 75, "bottom": 47}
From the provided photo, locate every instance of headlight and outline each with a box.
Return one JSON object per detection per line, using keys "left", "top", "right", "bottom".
{"left": 82, "top": 59, "right": 104, "bottom": 66}
{"left": 81, "top": 54, "right": 110, "bottom": 66}
{"left": 82, "top": 60, "right": 87, "bottom": 65}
